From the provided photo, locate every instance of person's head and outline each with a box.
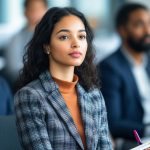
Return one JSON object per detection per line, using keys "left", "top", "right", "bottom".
{"left": 44, "top": 14, "right": 88, "bottom": 70}
{"left": 116, "top": 3, "right": 150, "bottom": 53}
{"left": 18, "top": 7, "right": 98, "bottom": 90}
{"left": 24, "top": 0, "right": 48, "bottom": 29}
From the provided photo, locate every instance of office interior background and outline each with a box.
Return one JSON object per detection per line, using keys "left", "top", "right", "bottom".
{"left": 0, "top": 0, "right": 149, "bottom": 70}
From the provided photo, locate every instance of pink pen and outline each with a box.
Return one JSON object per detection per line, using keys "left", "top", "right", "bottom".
{"left": 133, "top": 130, "right": 143, "bottom": 145}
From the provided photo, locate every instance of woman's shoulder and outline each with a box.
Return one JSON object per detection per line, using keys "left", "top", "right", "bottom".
{"left": 77, "top": 83, "right": 103, "bottom": 100}
{"left": 14, "top": 78, "right": 44, "bottom": 101}
{"left": 87, "top": 87, "right": 106, "bottom": 108}
{"left": 18, "top": 78, "right": 41, "bottom": 92}
{"left": 87, "top": 87, "right": 103, "bottom": 99}
{"left": 14, "top": 78, "right": 46, "bottom": 114}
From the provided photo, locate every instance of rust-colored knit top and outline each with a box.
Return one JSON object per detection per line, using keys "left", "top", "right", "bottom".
{"left": 53, "top": 75, "right": 86, "bottom": 148}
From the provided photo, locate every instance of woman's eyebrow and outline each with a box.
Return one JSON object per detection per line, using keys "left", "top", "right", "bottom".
{"left": 56, "top": 29, "right": 70, "bottom": 34}
{"left": 56, "top": 29, "right": 86, "bottom": 34}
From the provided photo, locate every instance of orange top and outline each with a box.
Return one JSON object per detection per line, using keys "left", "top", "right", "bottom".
{"left": 53, "top": 75, "right": 86, "bottom": 148}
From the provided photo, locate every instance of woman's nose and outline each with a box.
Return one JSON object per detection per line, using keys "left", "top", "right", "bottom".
{"left": 71, "top": 39, "right": 80, "bottom": 48}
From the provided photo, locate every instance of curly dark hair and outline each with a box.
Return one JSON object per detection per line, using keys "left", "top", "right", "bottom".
{"left": 17, "top": 7, "right": 100, "bottom": 91}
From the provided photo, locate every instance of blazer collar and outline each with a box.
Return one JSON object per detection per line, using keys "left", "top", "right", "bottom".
{"left": 39, "top": 70, "right": 98, "bottom": 149}
{"left": 39, "top": 70, "right": 58, "bottom": 93}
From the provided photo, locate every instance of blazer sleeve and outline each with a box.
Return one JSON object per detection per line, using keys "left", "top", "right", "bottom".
{"left": 14, "top": 87, "right": 53, "bottom": 150}
{"left": 98, "top": 62, "right": 144, "bottom": 139}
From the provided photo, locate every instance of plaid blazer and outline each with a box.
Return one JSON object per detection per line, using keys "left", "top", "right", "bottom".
{"left": 14, "top": 70, "right": 112, "bottom": 150}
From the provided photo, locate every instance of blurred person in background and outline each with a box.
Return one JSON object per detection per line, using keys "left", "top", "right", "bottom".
{"left": 97, "top": 3, "right": 150, "bottom": 150}
{"left": 4, "top": 0, "right": 48, "bottom": 92}
{"left": 0, "top": 75, "right": 13, "bottom": 115}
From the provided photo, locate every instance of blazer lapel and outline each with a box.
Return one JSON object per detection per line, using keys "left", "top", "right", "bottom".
{"left": 47, "top": 89, "right": 84, "bottom": 150}
{"left": 77, "top": 84, "right": 98, "bottom": 150}
{"left": 119, "top": 50, "right": 143, "bottom": 109}
{"left": 39, "top": 70, "right": 84, "bottom": 149}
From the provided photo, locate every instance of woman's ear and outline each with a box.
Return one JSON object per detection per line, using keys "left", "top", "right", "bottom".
{"left": 43, "top": 44, "right": 50, "bottom": 55}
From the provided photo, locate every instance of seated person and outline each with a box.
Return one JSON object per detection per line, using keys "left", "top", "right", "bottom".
{"left": 97, "top": 3, "right": 150, "bottom": 149}
{"left": 4, "top": 0, "right": 48, "bottom": 92}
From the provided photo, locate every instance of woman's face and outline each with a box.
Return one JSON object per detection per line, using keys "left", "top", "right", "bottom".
{"left": 49, "top": 15, "right": 87, "bottom": 68}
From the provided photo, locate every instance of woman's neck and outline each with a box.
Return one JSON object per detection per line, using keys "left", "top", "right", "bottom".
{"left": 50, "top": 63, "right": 74, "bottom": 82}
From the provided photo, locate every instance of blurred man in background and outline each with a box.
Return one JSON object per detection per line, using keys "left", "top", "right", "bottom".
{"left": 4, "top": 0, "right": 48, "bottom": 92}
{"left": 97, "top": 3, "right": 150, "bottom": 150}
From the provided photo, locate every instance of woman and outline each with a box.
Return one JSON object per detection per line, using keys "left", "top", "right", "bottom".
{"left": 14, "top": 7, "right": 112, "bottom": 150}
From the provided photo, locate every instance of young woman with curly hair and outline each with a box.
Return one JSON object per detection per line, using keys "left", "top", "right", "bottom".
{"left": 14, "top": 7, "right": 112, "bottom": 150}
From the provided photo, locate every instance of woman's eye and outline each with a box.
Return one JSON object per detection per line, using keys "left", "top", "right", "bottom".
{"left": 79, "top": 35, "right": 86, "bottom": 40}
{"left": 59, "top": 35, "right": 69, "bottom": 40}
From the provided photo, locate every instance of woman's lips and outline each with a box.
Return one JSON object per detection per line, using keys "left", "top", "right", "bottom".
{"left": 69, "top": 51, "right": 82, "bottom": 58}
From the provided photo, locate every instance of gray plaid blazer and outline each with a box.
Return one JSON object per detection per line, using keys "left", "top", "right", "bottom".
{"left": 14, "top": 70, "right": 112, "bottom": 150}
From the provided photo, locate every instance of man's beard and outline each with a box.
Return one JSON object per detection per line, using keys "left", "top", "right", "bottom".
{"left": 127, "top": 34, "right": 150, "bottom": 53}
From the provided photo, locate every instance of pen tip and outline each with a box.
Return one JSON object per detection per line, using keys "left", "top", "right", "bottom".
{"left": 133, "top": 130, "right": 137, "bottom": 133}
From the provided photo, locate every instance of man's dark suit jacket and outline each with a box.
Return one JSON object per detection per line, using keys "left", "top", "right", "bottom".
{"left": 0, "top": 76, "right": 13, "bottom": 115}
{"left": 97, "top": 49, "right": 150, "bottom": 140}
